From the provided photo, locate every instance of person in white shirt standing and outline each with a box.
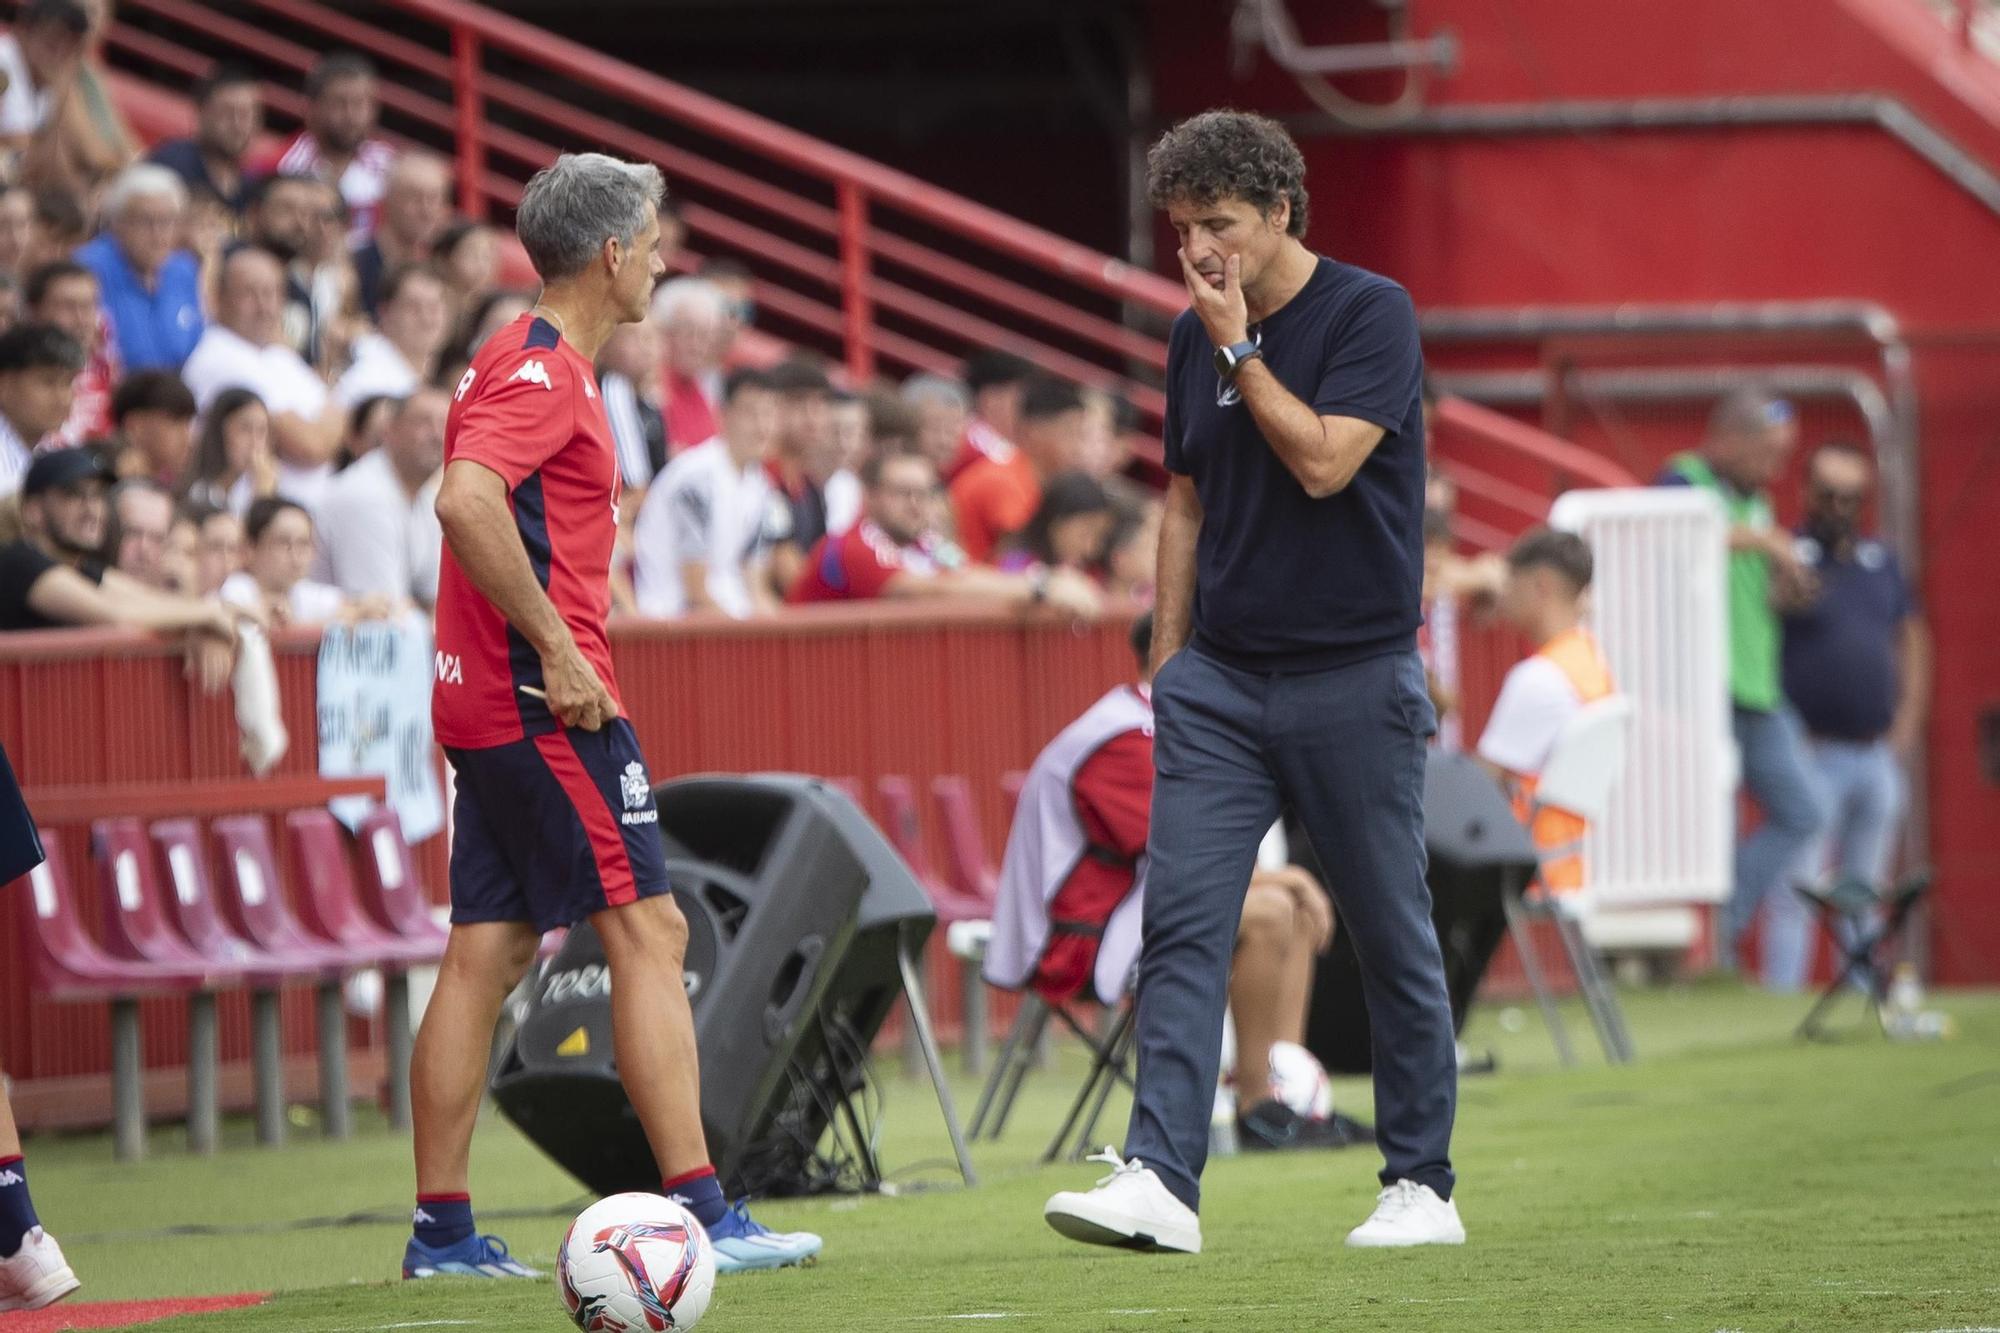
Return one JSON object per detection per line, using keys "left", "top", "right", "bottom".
{"left": 180, "top": 246, "right": 344, "bottom": 511}
{"left": 333, "top": 263, "right": 448, "bottom": 409}
{"left": 313, "top": 384, "right": 445, "bottom": 609}
{"left": 632, "top": 367, "right": 783, "bottom": 618}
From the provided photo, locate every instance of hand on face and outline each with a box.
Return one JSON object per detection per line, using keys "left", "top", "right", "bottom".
{"left": 1177, "top": 248, "right": 1248, "bottom": 348}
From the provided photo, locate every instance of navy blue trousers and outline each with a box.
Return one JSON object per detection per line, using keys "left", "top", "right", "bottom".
{"left": 1123, "top": 646, "right": 1458, "bottom": 1209}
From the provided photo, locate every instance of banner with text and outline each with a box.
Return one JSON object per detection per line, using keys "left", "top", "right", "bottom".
{"left": 317, "top": 613, "right": 444, "bottom": 842}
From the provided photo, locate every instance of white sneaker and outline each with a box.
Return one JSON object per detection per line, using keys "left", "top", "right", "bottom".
{"left": 1043, "top": 1150, "right": 1201, "bottom": 1254}
{"left": 0, "top": 1227, "right": 80, "bottom": 1311}
{"left": 1345, "top": 1179, "right": 1465, "bottom": 1248}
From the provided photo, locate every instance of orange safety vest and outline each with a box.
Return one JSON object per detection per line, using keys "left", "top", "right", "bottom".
{"left": 1511, "top": 627, "right": 1614, "bottom": 897}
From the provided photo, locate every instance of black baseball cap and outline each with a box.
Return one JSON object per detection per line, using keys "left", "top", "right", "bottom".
{"left": 21, "top": 447, "right": 114, "bottom": 498}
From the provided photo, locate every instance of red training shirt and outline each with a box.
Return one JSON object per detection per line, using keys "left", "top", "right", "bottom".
{"left": 787, "top": 519, "right": 935, "bottom": 603}
{"left": 432, "top": 315, "right": 624, "bottom": 749}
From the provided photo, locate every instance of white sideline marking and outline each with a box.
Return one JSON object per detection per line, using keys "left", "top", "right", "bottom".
{"left": 330, "top": 1322, "right": 481, "bottom": 1331}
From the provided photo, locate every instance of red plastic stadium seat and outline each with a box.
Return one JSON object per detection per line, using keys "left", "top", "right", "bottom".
{"left": 210, "top": 814, "right": 361, "bottom": 973}
{"left": 931, "top": 775, "right": 998, "bottom": 906}
{"left": 91, "top": 818, "right": 243, "bottom": 987}
{"left": 284, "top": 809, "right": 438, "bottom": 968}
{"left": 150, "top": 818, "right": 340, "bottom": 983}
{"left": 15, "top": 832, "right": 208, "bottom": 999}
{"left": 351, "top": 808, "right": 450, "bottom": 953}
{"left": 877, "top": 775, "right": 986, "bottom": 923}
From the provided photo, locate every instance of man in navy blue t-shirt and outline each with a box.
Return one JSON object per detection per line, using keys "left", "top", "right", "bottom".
{"left": 1044, "top": 110, "right": 1461, "bottom": 1254}
{"left": 1761, "top": 441, "right": 1929, "bottom": 990}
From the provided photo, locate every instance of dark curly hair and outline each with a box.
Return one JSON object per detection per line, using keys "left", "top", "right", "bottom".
{"left": 1146, "top": 110, "right": 1310, "bottom": 238}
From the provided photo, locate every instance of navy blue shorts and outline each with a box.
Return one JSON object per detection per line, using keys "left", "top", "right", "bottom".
{"left": 444, "top": 718, "right": 671, "bottom": 933}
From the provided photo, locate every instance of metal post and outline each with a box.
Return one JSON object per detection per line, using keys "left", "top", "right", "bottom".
{"left": 384, "top": 971, "right": 414, "bottom": 1132}
{"left": 896, "top": 938, "right": 977, "bottom": 1187}
{"left": 186, "top": 992, "right": 219, "bottom": 1155}
{"left": 110, "top": 999, "right": 145, "bottom": 1162}
{"left": 251, "top": 989, "right": 285, "bottom": 1147}
{"left": 1502, "top": 893, "right": 1576, "bottom": 1069}
{"left": 452, "top": 26, "right": 487, "bottom": 222}
{"left": 959, "top": 967, "right": 987, "bottom": 1076}
{"left": 316, "top": 982, "right": 352, "bottom": 1141}
{"left": 836, "top": 182, "right": 874, "bottom": 383}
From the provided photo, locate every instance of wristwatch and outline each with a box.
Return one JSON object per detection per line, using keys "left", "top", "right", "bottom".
{"left": 1212, "top": 339, "right": 1262, "bottom": 382}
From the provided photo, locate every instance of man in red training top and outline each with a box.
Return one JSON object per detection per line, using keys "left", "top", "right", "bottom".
{"left": 407, "top": 152, "right": 820, "bottom": 1281}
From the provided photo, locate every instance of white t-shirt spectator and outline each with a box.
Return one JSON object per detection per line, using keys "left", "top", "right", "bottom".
{"left": 219, "top": 570, "right": 346, "bottom": 626}
{"left": 824, "top": 467, "right": 862, "bottom": 538}
{"left": 181, "top": 324, "right": 335, "bottom": 510}
{"left": 1476, "top": 654, "right": 1587, "bottom": 778}
{"left": 632, "top": 438, "right": 777, "bottom": 619}
{"left": 0, "top": 414, "right": 34, "bottom": 500}
{"left": 311, "top": 448, "right": 440, "bottom": 606}
{"left": 331, "top": 332, "right": 419, "bottom": 410}
{"left": 0, "top": 35, "right": 53, "bottom": 138}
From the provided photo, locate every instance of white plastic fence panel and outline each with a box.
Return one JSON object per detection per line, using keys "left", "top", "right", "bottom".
{"left": 1550, "top": 487, "right": 1735, "bottom": 907}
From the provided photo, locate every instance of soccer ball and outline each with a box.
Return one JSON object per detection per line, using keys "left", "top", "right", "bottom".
{"left": 1266, "top": 1040, "right": 1334, "bottom": 1122}
{"left": 558, "top": 1193, "right": 716, "bottom": 1332}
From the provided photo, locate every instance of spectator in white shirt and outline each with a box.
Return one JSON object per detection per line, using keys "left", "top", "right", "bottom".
{"left": 599, "top": 316, "right": 667, "bottom": 487}
{"left": 0, "top": 322, "right": 81, "bottom": 500}
{"left": 824, "top": 389, "right": 868, "bottom": 537}
{"left": 313, "top": 384, "right": 444, "bottom": 608}
{"left": 180, "top": 245, "right": 343, "bottom": 510}
{"left": 179, "top": 386, "right": 275, "bottom": 516}
{"left": 633, "top": 367, "right": 783, "bottom": 619}
{"left": 0, "top": 0, "right": 86, "bottom": 153}
{"left": 220, "top": 495, "right": 364, "bottom": 626}
{"left": 333, "top": 262, "right": 446, "bottom": 410}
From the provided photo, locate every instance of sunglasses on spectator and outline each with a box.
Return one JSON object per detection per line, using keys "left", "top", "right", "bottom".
{"left": 1810, "top": 483, "right": 1867, "bottom": 505}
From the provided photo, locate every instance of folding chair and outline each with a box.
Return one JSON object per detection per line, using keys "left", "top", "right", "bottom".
{"left": 970, "top": 989, "right": 1137, "bottom": 1165}
{"left": 1504, "top": 695, "right": 1637, "bottom": 1065}
{"left": 1794, "top": 871, "right": 1933, "bottom": 1041}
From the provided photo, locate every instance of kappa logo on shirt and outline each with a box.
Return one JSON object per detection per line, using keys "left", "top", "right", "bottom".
{"left": 511, "top": 359, "right": 554, "bottom": 391}
{"left": 0, "top": 1169, "right": 23, "bottom": 1187}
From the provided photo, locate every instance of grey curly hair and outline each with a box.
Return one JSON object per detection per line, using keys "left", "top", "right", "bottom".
{"left": 1145, "top": 110, "right": 1310, "bottom": 239}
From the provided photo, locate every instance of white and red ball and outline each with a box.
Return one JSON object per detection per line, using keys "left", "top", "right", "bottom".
{"left": 1266, "top": 1040, "right": 1335, "bottom": 1122}
{"left": 558, "top": 1193, "right": 716, "bottom": 1332}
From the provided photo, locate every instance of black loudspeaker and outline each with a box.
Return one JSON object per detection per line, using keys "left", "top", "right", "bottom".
{"left": 490, "top": 774, "right": 935, "bottom": 1198}
{"left": 1296, "top": 750, "right": 1539, "bottom": 1075}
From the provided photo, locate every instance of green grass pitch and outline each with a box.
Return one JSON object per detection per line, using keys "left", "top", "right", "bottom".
{"left": 20, "top": 981, "right": 2000, "bottom": 1332}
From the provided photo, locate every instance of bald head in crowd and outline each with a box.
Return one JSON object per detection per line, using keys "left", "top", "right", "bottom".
{"left": 1703, "top": 387, "right": 1799, "bottom": 492}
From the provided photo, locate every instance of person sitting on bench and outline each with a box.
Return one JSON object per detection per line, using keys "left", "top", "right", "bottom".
{"left": 988, "top": 611, "right": 1370, "bottom": 1150}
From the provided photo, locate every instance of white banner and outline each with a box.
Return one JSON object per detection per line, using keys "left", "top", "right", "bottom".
{"left": 317, "top": 613, "right": 444, "bottom": 842}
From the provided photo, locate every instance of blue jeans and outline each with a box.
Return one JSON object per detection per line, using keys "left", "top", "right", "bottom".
{"left": 1123, "top": 646, "right": 1456, "bottom": 1211}
{"left": 1723, "top": 705, "right": 1831, "bottom": 980}
{"left": 1758, "top": 738, "right": 1905, "bottom": 992}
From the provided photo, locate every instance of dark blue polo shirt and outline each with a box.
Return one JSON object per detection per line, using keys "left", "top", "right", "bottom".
{"left": 1163, "top": 256, "right": 1426, "bottom": 672}
{"left": 1781, "top": 532, "right": 1915, "bottom": 741}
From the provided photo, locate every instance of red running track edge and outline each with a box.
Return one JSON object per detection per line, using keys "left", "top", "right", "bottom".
{"left": 0, "top": 1293, "right": 266, "bottom": 1330}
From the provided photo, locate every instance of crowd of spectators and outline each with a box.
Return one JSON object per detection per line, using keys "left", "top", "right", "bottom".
{"left": 0, "top": 28, "right": 1162, "bottom": 653}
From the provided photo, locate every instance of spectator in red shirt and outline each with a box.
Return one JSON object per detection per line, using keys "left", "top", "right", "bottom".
{"left": 949, "top": 376, "right": 1086, "bottom": 565}
{"left": 22, "top": 259, "right": 112, "bottom": 444}
{"left": 787, "top": 448, "right": 1099, "bottom": 616}
{"left": 265, "top": 53, "right": 395, "bottom": 243}
{"left": 943, "top": 350, "right": 1032, "bottom": 484}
